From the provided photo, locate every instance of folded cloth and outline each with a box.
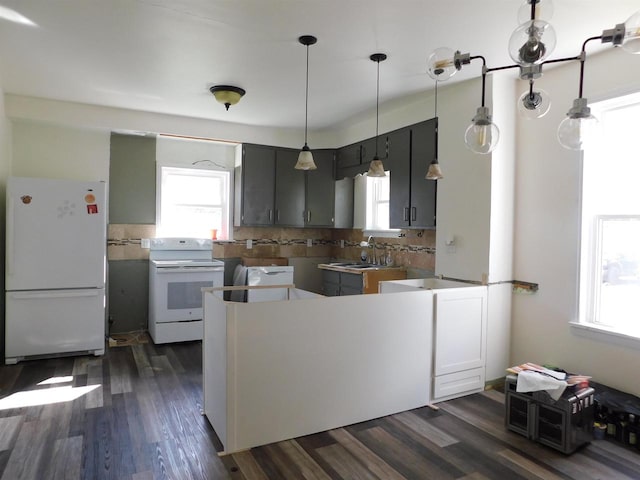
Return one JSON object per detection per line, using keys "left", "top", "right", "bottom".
{"left": 516, "top": 370, "right": 568, "bottom": 401}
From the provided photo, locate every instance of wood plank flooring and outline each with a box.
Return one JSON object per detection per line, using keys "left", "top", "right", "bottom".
{"left": 0, "top": 341, "right": 638, "bottom": 479}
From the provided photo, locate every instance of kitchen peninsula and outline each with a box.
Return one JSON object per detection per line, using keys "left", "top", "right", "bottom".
{"left": 202, "top": 277, "right": 487, "bottom": 454}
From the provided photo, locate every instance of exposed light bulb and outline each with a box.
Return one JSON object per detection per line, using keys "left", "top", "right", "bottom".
{"left": 557, "top": 98, "right": 599, "bottom": 150}
{"left": 427, "top": 47, "right": 470, "bottom": 81}
{"left": 464, "top": 106, "right": 500, "bottom": 154}
{"left": 622, "top": 10, "right": 640, "bottom": 54}
{"left": 518, "top": 88, "right": 551, "bottom": 119}
{"left": 508, "top": 20, "right": 557, "bottom": 65}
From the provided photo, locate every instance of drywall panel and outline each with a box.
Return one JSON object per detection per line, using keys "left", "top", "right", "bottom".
{"left": 11, "top": 120, "right": 109, "bottom": 181}
{"left": 109, "top": 133, "right": 156, "bottom": 224}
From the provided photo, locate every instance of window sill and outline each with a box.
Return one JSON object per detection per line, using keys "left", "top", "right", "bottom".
{"left": 569, "top": 321, "right": 640, "bottom": 351}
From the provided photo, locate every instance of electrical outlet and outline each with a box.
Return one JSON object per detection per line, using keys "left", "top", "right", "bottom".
{"left": 141, "top": 238, "right": 150, "bottom": 249}
{"left": 307, "top": 238, "right": 313, "bottom": 247}
{"left": 246, "top": 239, "right": 252, "bottom": 249}
{"left": 340, "top": 239, "right": 345, "bottom": 248}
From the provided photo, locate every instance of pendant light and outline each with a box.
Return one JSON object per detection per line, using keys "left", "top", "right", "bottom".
{"left": 294, "top": 35, "right": 318, "bottom": 170}
{"left": 426, "top": 80, "right": 444, "bottom": 180}
{"left": 367, "top": 53, "right": 387, "bottom": 177}
{"left": 426, "top": 0, "right": 640, "bottom": 153}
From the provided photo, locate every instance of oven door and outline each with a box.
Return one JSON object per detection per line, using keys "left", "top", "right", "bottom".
{"left": 149, "top": 266, "right": 223, "bottom": 324}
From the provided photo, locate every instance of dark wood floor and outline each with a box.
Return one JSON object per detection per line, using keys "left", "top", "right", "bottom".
{"left": 0, "top": 341, "right": 638, "bottom": 480}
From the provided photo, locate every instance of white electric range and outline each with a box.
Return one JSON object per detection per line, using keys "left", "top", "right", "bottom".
{"left": 148, "top": 238, "right": 224, "bottom": 344}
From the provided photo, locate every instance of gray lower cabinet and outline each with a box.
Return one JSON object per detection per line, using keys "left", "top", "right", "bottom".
{"left": 322, "top": 270, "right": 363, "bottom": 296}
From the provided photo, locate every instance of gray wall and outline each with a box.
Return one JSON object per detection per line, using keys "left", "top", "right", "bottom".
{"left": 109, "top": 133, "right": 156, "bottom": 223}
{"left": 108, "top": 133, "right": 156, "bottom": 333}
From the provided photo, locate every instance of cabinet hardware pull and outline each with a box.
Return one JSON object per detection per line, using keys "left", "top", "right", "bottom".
{"left": 404, "top": 207, "right": 409, "bottom": 221}
{"left": 269, "top": 209, "right": 273, "bottom": 221}
{"left": 411, "top": 207, "right": 417, "bottom": 222}
{"left": 307, "top": 211, "right": 311, "bottom": 223}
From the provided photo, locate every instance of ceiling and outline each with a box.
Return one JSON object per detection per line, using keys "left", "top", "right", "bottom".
{"left": 0, "top": 0, "right": 638, "bottom": 133}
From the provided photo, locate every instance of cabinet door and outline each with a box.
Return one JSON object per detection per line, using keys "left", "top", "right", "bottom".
{"left": 275, "top": 148, "right": 305, "bottom": 227}
{"left": 241, "top": 144, "right": 276, "bottom": 226}
{"left": 410, "top": 119, "right": 437, "bottom": 228}
{"left": 433, "top": 287, "right": 487, "bottom": 376}
{"left": 360, "top": 137, "right": 379, "bottom": 164}
{"left": 336, "top": 143, "right": 362, "bottom": 180}
{"left": 305, "top": 149, "right": 335, "bottom": 227}
{"left": 388, "top": 128, "right": 412, "bottom": 228}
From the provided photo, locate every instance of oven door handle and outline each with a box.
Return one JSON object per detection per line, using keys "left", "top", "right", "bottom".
{"left": 154, "top": 267, "right": 224, "bottom": 273}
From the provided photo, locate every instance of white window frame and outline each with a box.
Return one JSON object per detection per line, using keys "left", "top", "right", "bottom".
{"left": 156, "top": 165, "right": 233, "bottom": 240}
{"left": 354, "top": 172, "right": 401, "bottom": 237}
{"left": 572, "top": 92, "right": 640, "bottom": 349}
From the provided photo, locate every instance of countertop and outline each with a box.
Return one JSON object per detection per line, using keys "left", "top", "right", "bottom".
{"left": 318, "top": 262, "right": 407, "bottom": 275}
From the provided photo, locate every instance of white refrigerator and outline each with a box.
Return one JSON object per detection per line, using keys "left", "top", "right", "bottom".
{"left": 5, "top": 176, "right": 107, "bottom": 364}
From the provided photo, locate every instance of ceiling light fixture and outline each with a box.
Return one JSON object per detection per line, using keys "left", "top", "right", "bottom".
{"left": 367, "top": 53, "right": 388, "bottom": 177}
{"left": 426, "top": 80, "right": 444, "bottom": 180}
{"left": 209, "top": 85, "right": 246, "bottom": 111}
{"left": 427, "top": 0, "right": 640, "bottom": 152}
{"left": 295, "top": 35, "right": 318, "bottom": 170}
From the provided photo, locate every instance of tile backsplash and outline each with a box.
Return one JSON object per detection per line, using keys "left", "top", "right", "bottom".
{"left": 107, "top": 225, "right": 435, "bottom": 272}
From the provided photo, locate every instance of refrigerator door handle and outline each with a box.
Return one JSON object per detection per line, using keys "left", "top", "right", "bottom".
{"left": 6, "top": 196, "right": 14, "bottom": 276}
{"left": 9, "top": 290, "right": 102, "bottom": 300}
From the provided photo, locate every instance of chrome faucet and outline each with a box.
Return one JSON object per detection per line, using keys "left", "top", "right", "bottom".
{"left": 367, "top": 235, "right": 376, "bottom": 264}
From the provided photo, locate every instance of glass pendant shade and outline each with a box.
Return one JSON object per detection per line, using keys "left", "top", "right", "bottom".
{"left": 367, "top": 158, "right": 386, "bottom": 177}
{"left": 508, "top": 19, "right": 557, "bottom": 65}
{"left": 517, "top": 0, "right": 554, "bottom": 24}
{"left": 425, "top": 162, "right": 444, "bottom": 180}
{"left": 427, "top": 47, "right": 458, "bottom": 81}
{"left": 557, "top": 98, "right": 599, "bottom": 150}
{"left": 518, "top": 88, "right": 551, "bottom": 119}
{"left": 465, "top": 106, "right": 500, "bottom": 154}
{"left": 295, "top": 145, "right": 317, "bottom": 170}
{"left": 622, "top": 10, "right": 640, "bottom": 54}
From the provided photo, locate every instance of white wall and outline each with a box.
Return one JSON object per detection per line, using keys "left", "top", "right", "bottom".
{"left": 156, "top": 135, "right": 236, "bottom": 170}
{"left": 512, "top": 47, "right": 640, "bottom": 397}
{"left": 11, "top": 120, "right": 109, "bottom": 181}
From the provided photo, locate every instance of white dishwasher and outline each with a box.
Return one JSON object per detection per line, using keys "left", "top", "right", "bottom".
{"left": 246, "top": 266, "right": 294, "bottom": 302}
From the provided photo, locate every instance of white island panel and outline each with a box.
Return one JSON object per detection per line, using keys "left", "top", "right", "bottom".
{"left": 204, "top": 289, "right": 432, "bottom": 453}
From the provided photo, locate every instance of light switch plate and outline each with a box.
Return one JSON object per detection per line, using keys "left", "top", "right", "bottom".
{"left": 246, "top": 239, "right": 252, "bottom": 249}
{"left": 340, "top": 239, "right": 345, "bottom": 248}
{"left": 141, "top": 238, "right": 150, "bottom": 249}
{"left": 307, "top": 238, "right": 313, "bottom": 247}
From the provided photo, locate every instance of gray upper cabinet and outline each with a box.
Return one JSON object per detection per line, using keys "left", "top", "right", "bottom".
{"left": 388, "top": 127, "right": 412, "bottom": 228}
{"left": 389, "top": 118, "right": 437, "bottom": 229}
{"left": 275, "top": 148, "right": 305, "bottom": 227}
{"left": 236, "top": 143, "right": 335, "bottom": 228}
{"left": 305, "top": 149, "right": 335, "bottom": 227}
{"left": 336, "top": 137, "right": 380, "bottom": 180}
{"left": 237, "top": 144, "right": 276, "bottom": 226}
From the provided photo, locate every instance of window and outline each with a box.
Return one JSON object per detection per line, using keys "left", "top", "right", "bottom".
{"left": 354, "top": 172, "right": 401, "bottom": 234}
{"left": 156, "top": 166, "right": 232, "bottom": 240}
{"left": 579, "top": 92, "right": 640, "bottom": 340}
